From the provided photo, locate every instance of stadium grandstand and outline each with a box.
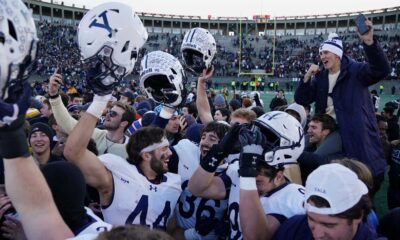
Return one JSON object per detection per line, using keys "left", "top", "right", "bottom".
{"left": 25, "top": 0, "right": 399, "bottom": 91}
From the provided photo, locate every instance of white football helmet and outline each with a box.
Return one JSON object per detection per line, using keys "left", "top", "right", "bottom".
{"left": 254, "top": 111, "right": 305, "bottom": 167}
{"left": 181, "top": 28, "right": 216, "bottom": 75}
{"left": 139, "top": 51, "right": 187, "bottom": 107}
{"left": 78, "top": 2, "right": 147, "bottom": 91}
{"left": 0, "top": 0, "right": 38, "bottom": 100}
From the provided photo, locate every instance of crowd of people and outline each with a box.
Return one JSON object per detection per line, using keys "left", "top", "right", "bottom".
{"left": 1, "top": 0, "right": 400, "bottom": 239}
{"left": 32, "top": 20, "right": 400, "bottom": 81}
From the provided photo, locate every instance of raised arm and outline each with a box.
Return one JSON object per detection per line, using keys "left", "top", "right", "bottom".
{"left": 294, "top": 64, "right": 318, "bottom": 106}
{"left": 188, "top": 165, "right": 226, "bottom": 200}
{"left": 48, "top": 73, "right": 107, "bottom": 143}
{"left": 357, "top": 19, "right": 390, "bottom": 86}
{"left": 238, "top": 127, "right": 279, "bottom": 240}
{"left": 189, "top": 123, "right": 241, "bottom": 199}
{"left": 63, "top": 95, "right": 113, "bottom": 205}
{"left": 4, "top": 155, "right": 73, "bottom": 239}
{"left": 196, "top": 67, "right": 214, "bottom": 124}
{"left": 47, "top": 73, "right": 79, "bottom": 133}
{"left": 0, "top": 84, "right": 73, "bottom": 239}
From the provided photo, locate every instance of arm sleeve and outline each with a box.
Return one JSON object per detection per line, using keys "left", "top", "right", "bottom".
{"left": 49, "top": 95, "right": 78, "bottom": 134}
{"left": 49, "top": 96, "right": 108, "bottom": 143}
{"left": 359, "top": 39, "right": 391, "bottom": 86}
{"left": 294, "top": 77, "right": 317, "bottom": 106}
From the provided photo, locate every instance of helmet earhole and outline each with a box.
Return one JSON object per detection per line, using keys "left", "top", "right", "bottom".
{"left": 7, "top": 20, "right": 17, "bottom": 41}
{"left": 131, "top": 50, "right": 137, "bottom": 60}
{"left": 121, "top": 41, "right": 130, "bottom": 53}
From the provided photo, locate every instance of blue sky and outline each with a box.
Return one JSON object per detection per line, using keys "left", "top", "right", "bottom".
{"left": 57, "top": 0, "right": 399, "bottom": 18}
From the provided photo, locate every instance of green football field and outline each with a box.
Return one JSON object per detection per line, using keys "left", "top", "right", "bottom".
{"left": 225, "top": 89, "right": 399, "bottom": 218}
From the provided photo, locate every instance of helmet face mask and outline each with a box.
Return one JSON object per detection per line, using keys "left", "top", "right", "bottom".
{"left": 82, "top": 46, "right": 126, "bottom": 86}
{"left": 139, "top": 51, "right": 187, "bottom": 107}
{"left": 182, "top": 49, "right": 207, "bottom": 75}
{"left": 253, "top": 111, "right": 305, "bottom": 168}
{"left": 0, "top": 0, "right": 38, "bottom": 100}
{"left": 143, "top": 75, "right": 178, "bottom": 103}
{"left": 181, "top": 28, "right": 216, "bottom": 75}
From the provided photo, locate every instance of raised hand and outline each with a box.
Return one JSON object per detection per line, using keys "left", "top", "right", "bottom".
{"left": 357, "top": 17, "right": 374, "bottom": 46}
{"left": 48, "top": 71, "right": 63, "bottom": 97}
{"left": 198, "top": 65, "right": 214, "bottom": 84}
{"left": 304, "top": 64, "right": 320, "bottom": 83}
{"left": 200, "top": 124, "right": 242, "bottom": 173}
{"left": 238, "top": 126, "right": 266, "bottom": 177}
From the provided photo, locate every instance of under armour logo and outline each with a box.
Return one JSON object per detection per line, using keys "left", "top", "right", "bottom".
{"left": 252, "top": 156, "right": 257, "bottom": 166}
{"left": 149, "top": 185, "right": 157, "bottom": 192}
{"left": 89, "top": 10, "right": 115, "bottom": 38}
{"left": 208, "top": 157, "right": 218, "bottom": 167}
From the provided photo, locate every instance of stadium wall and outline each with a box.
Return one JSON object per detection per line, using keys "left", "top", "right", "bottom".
{"left": 24, "top": 0, "right": 400, "bottom": 36}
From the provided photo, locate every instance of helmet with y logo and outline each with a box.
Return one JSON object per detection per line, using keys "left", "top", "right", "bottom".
{"left": 253, "top": 111, "right": 305, "bottom": 168}
{"left": 78, "top": 2, "right": 148, "bottom": 94}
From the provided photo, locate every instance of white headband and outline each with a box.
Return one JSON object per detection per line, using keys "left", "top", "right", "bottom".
{"left": 140, "top": 138, "right": 169, "bottom": 154}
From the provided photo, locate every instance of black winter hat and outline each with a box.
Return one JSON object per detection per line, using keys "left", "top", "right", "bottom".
{"left": 29, "top": 122, "right": 54, "bottom": 145}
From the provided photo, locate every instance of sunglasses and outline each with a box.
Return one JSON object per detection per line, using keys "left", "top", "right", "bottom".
{"left": 108, "top": 110, "right": 119, "bottom": 117}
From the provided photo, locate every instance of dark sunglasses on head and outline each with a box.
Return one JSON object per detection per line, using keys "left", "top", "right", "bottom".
{"left": 108, "top": 110, "right": 119, "bottom": 117}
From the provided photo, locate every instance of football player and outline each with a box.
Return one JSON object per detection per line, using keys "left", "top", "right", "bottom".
{"left": 188, "top": 111, "right": 305, "bottom": 239}
{"left": 0, "top": 0, "right": 73, "bottom": 238}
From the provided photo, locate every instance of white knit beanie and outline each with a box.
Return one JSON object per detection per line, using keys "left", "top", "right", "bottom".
{"left": 319, "top": 33, "right": 343, "bottom": 59}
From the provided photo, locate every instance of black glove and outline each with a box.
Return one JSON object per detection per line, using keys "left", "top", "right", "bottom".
{"left": 217, "top": 123, "right": 242, "bottom": 155}
{"left": 200, "top": 124, "right": 242, "bottom": 172}
{"left": 195, "top": 216, "right": 218, "bottom": 236}
{"left": 0, "top": 82, "right": 31, "bottom": 126}
{"left": 238, "top": 126, "right": 265, "bottom": 177}
{"left": 214, "top": 217, "right": 230, "bottom": 238}
{"left": 0, "top": 82, "right": 31, "bottom": 159}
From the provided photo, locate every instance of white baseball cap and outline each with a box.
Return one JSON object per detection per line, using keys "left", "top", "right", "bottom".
{"left": 286, "top": 103, "right": 307, "bottom": 128}
{"left": 305, "top": 163, "right": 368, "bottom": 215}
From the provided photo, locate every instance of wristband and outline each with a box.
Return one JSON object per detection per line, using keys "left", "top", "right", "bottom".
{"left": 86, "top": 94, "right": 111, "bottom": 119}
{"left": 240, "top": 177, "right": 257, "bottom": 190}
{"left": 239, "top": 152, "right": 260, "bottom": 177}
{"left": 0, "top": 126, "right": 30, "bottom": 159}
{"left": 49, "top": 93, "right": 59, "bottom": 99}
